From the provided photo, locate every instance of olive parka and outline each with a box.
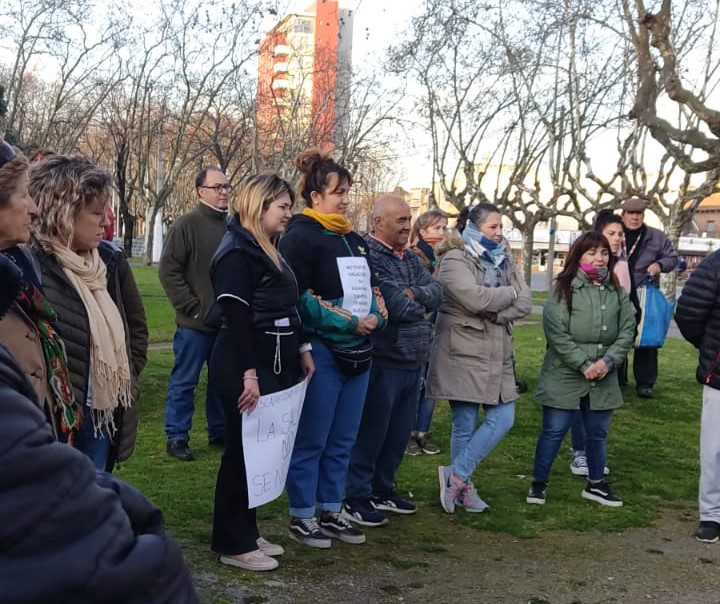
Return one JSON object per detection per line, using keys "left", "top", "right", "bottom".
{"left": 535, "top": 272, "right": 636, "bottom": 410}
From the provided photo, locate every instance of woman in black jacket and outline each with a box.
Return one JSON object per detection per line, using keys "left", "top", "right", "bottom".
{"left": 28, "top": 156, "right": 148, "bottom": 471}
{"left": 0, "top": 254, "right": 198, "bottom": 604}
{"left": 209, "top": 172, "right": 314, "bottom": 571}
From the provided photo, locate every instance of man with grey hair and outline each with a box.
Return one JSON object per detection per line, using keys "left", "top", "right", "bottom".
{"left": 621, "top": 198, "right": 679, "bottom": 398}
{"left": 343, "top": 195, "right": 442, "bottom": 527}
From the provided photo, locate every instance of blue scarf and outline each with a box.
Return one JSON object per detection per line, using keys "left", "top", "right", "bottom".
{"left": 462, "top": 221, "right": 506, "bottom": 268}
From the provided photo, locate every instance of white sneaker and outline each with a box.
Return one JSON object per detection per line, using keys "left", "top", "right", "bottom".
{"left": 257, "top": 537, "right": 284, "bottom": 556}
{"left": 219, "top": 549, "right": 279, "bottom": 571}
{"left": 570, "top": 451, "right": 609, "bottom": 476}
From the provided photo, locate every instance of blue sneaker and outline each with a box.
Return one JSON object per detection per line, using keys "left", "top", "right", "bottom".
{"left": 341, "top": 498, "right": 389, "bottom": 527}
{"left": 371, "top": 493, "right": 417, "bottom": 515}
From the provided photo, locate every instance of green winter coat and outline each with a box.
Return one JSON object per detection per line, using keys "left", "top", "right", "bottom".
{"left": 535, "top": 273, "right": 635, "bottom": 410}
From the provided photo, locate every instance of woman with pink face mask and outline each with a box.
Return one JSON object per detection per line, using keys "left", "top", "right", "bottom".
{"left": 568, "top": 211, "right": 632, "bottom": 477}
{"left": 527, "top": 231, "right": 635, "bottom": 508}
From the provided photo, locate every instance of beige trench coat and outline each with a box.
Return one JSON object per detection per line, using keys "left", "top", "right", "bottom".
{"left": 426, "top": 234, "right": 532, "bottom": 404}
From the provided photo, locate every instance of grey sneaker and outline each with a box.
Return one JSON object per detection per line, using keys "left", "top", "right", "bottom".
{"left": 406, "top": 434, "right": 422, "bottom": 456}
{"left": 438, "top": 466, "right": 465, "bottom": 514}
{"left": 457, "top": 481, "right": 489, "bottom": 513}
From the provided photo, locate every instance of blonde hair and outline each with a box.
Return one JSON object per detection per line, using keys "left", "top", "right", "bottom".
{"left": 410, "top": 209, "right": 448, "bottom": 245}
{"left": 0, "top": 155, "right": 30, "bottom": 207}
{"left": 232, "top": 172, "right": 295, "bottom": 269}
{"left": 29, "top": 155, "right": 111, "bottom": 249}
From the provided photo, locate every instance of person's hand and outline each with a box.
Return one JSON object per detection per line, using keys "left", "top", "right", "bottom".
{"left": 355, "top": 314, "right": 379, "bottom": 335}
{"left": 647, "top": 262, "right": 662, "bottom": 277}
{"left": 583, "top": 364, "right": 599, "bottom": 380}
{"left": 404, "top": 288, "right": 415, "bottom": 299}
{"left": 592, "top": 358, "right": 609, "bottom": 379}
{"left": 300, "top": 350, "right": 315, "bottom": 382}
{"left": 237, "top": 372, "right": 261, "bottom": 413}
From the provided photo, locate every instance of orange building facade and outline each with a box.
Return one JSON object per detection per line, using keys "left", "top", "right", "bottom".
{"left": 256, "top": 1, "right": 352, "bottom": 153}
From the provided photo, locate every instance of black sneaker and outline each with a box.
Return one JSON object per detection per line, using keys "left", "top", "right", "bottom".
{"left": 167, "top": 440, "right": 194, "bottom": 461}
{"left": 696, "top": 521, "right": 720, "bottom": 543}
{"left": 582, "top": 480, "right": 623, "bottom": 507}
{"left": 288, "top": 517, "right": 331, "bottom": 549}
{"left": 371, "top": 493, "right": 417, "bottom": 515}
{"left": 341, "top": 498, "right": 389, "bottom": 527}
{"left": 636, "top": 386, "right": 653, "bottom": 399}
{"left": 526, "top": 480, "right": 547, "bottom": 505}
{"left": 319, "top": 511, "right": 366, "bottom": 544}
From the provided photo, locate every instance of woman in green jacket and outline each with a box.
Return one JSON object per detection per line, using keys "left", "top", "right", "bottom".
{"left": 527, "top": 231, "right": 635, "bottom": 508}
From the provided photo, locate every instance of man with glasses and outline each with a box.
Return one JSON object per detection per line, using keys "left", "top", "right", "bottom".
{"left": 159, "top": 167, "right": 231, "bottom": 460}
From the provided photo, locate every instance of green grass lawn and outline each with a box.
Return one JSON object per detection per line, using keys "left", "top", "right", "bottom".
{"left": 119, "top": 266, "right": 703, "bottom": 592}
{"left": 531, "top": 290, "right": 549, "bottom": 306}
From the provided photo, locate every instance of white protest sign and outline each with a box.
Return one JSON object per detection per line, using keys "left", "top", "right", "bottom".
{"left": 242, "top": 378, "right": 309, "bottom": 508}
{"left": 336, "top": 256, "right": 372, "bottom": 317}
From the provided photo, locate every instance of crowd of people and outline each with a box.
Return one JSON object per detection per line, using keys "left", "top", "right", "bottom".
{"left": 2, "top": 139, "right": 717, "bottom": 597}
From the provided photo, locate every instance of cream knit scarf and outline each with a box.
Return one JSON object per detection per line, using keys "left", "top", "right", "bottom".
{"left": 49, "top": 242, "right": 132, "bottom": 434}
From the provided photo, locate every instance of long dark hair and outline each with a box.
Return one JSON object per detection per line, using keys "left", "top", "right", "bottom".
{"left": 554, "top": 231, "right": 619, "bottom": 311}
{"left": 594, "top": 209, "right": 623, "bottom": 234}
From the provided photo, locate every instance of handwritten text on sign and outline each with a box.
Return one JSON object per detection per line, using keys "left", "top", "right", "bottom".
{"left": 337, "top": 256, "right": 371, "bottom": 317}
{"left": 242, "top": 378, "right": 308, "bottom": 508}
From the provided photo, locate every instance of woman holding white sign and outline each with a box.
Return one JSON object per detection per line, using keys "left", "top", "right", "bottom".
{"left": 208, "top": 173, "right": 315, "bottom": 572}
{"left": 280, "top": 149, "right": 387, "bottom": 549}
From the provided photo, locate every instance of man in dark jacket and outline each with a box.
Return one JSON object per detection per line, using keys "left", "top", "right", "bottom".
{"left": 159, "top": 167, "right": 229, "bottom": 460}
{"left": 343, "top": 195, "right": 442, "bottom": 526}
{"left": 0, "top": 255, "right": 199, "bottom": 604}
{"left": 676, "top": 250, "right": 720, "bottom": 543}
{"left": 621, "top": 198, "right": 679, "bottom": 398}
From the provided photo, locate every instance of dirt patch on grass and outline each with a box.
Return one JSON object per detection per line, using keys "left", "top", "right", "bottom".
{"left": 191, "top": 503, "right": 717, "bottom": 603}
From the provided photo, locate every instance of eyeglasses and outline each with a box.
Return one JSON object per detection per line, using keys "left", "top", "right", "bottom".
{"left": 199, "top": 184, "right": 233, "bottom": 193}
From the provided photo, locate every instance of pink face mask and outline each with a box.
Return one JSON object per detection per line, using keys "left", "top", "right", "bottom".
{"left": 580, "top": 261, "right": 607, "bottom": 282}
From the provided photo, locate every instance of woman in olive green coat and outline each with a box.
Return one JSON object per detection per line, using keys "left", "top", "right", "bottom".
{"left": 527, "top": 232, "right": 635, "bottom": 508}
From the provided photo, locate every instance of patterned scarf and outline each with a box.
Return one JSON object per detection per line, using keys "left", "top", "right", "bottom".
{"left": 462, "top": 221, "right": 507, "bottom": 268}
{"left": 15, "top": 277, "right": 81, "bottom": 441}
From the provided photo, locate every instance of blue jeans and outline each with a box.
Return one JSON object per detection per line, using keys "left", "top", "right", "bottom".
{"left": 74, "top": 404, "right": 110, "bottom": 470}
{"left": 286, "top": 339, "right": 371, "bottom": 518}
{"left": 449, "top": 400, "right": 515, "bottom": 481}
{"left": 413, "top": 364, "right": 436, "bottom": 433}
{"left": 533, "top": 397, "right": 612, "bottom": 482}
{"left": 164, "top": 326, "right": 225, "bottom": 443}
{"left": 570, "top": 410, "right": 586, "bottom": 452}
{"left": 346, "top": 365, "right": 423, "bottom": 499}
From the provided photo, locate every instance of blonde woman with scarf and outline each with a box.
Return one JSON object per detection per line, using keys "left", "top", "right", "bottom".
{"left": 279, "top": 149, "right": 387, "bottom": 548}
{"left": 427, "top": 203, "right": 531, "bottom": 514}
{"left": 28, "top": 156, "right": 148, "bottom": 471}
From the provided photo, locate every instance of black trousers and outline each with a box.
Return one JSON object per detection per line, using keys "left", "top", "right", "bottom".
{"left": 633, "top": 347, "right": 658, "bottom": 389}
{"left": 210, "top": 328, "right": 300, "bottom": 555}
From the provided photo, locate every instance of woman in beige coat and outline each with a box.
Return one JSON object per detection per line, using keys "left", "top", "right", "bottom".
{"left": 427, "top": 203, "right": 531, "bottom": 513}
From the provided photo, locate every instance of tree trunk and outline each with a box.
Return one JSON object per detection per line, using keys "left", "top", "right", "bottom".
{"left": 143, "top": 202, "right": 159, "bottom": 265}
{"left": 522, "top": 226, "right": 535, "bottom": 288}
{"left": 545, "top": 216, "right": 557, "bottom": 290}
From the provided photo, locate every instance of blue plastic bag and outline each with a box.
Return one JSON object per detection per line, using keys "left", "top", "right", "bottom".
{"left": 635, "top": 283, "right": 676, "bottom": 348}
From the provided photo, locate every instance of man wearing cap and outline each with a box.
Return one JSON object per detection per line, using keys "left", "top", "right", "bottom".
{"left": 621, "top": 198, "right": 679, "bottom": 398}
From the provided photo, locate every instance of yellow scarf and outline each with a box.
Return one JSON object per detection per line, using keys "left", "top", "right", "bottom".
{"left": 302, "top": 208, "right": 352, "bottom": 235}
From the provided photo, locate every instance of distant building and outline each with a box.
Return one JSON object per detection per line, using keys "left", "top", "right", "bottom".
{"left": 256, "top": 1, "right": 353, "bottom": 152}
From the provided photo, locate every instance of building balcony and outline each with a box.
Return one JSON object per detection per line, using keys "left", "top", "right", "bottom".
{"left": 273, "top": 61, "right": 289, "bottom": 74}
{"left": 271, "top": 78, "right": 292, "bottom": 90}
{"left": 274, "top": 44, "right": 291, "bottom": 57}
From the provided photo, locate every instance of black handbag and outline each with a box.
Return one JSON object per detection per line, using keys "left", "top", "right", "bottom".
{"left": 328, "top": 340, "right": 374, "bottom": 375}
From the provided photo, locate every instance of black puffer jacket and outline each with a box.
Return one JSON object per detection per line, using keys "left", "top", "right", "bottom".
{"left": 28, "top": 239, "right": 149, "bottom": 469}
{"left": 676, "top": 250, "right": 720, "bottom": 389}
{"left": 0, "top": 343, "right": 198, "bottom": 604}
